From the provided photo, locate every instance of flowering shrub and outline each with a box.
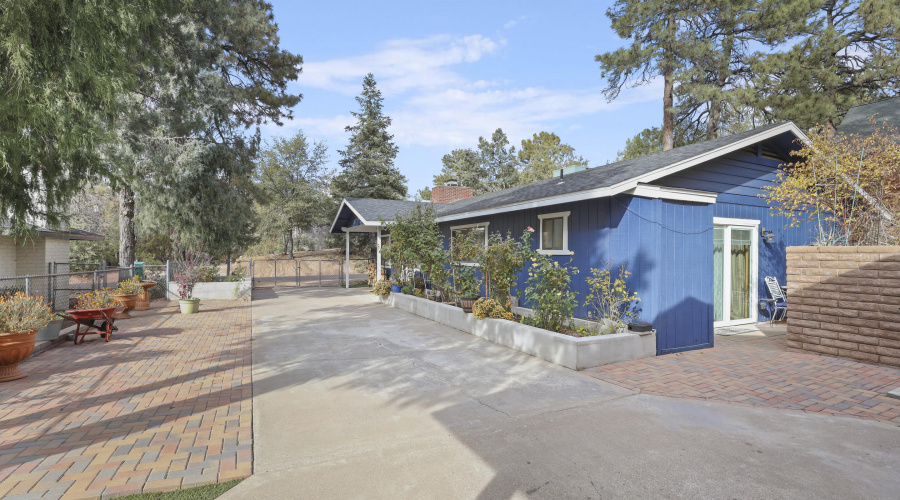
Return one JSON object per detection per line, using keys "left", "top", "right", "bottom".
{"left": 522, "top": 253, "right": 579, "bottom": 333}
{"left": 115, "top": 276, "right": 143, "bottom": 295}
{"left": 585, "top": 263, "right": 640, "bottom": 334}
{"left": 0, "top": 293, "right": 53, "bottom": 334}
{"left": 449, "top": 230, "right": 482, "bottom": 299}
{"left": 75, "top": 289, "right": 120, "bottom": 310}
{"left": 174, "top": 248, "right": 212, "bottom": 300}
{"left": 472, "top": 297, "right": 512, "bottom": 320}
{"left": 371, "top": 280, "right": 391, "bottom": 297}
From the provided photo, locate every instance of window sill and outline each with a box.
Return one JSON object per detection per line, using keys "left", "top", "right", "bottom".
{"left": 538, "top": 249, "right": 573, "bottom": 256}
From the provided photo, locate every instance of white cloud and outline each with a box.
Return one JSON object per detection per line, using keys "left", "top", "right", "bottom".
{"left": 280, "top": 34, "right": 661, "bottom": 152}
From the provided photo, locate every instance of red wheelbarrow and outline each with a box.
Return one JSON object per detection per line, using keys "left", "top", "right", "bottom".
{"left": 56, "top": 307, "right": 126, "bottom": 345}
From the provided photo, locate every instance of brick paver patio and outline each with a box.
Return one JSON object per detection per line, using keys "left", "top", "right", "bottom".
{"left": 0, "top": 301, "right": 252, "bottom": 500}
{"left": 586, "top": 331, "right": 900, "bottom": 425}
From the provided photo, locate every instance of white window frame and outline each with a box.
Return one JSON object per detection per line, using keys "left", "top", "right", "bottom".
{"left": 449, "top": 222, "right": 490, "bottom": 266}
{"left": 713, "top": 217, "right": 760, "bottom": 327}
{"left": 537, "top": 211, "right": 571, "bottom": 255}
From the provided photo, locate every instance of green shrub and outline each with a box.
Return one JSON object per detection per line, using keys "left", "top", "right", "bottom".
{"left": 585, "top": 262, "right": 640, "bottom": 334}
{"left": 472, "top": 297, "right": 512, "bottom": 320}
{"left": 522, "top": 253, "right": 579, "bottom": 333}
{"left": 477, "top": 229, "right": 535, "bottom": 309}
{"left": 196, "top": 265, "right": 218, "bottom": 283}
{"left": 401, "top": 284, "right": 415, "bottom": 295}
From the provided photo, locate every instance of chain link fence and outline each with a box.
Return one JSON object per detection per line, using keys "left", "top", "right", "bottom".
{"left": 251, "top": 258, "right": 373, "bottom": 288}
{"left": 0, "top": 267, "right": 136, "bottom": 312}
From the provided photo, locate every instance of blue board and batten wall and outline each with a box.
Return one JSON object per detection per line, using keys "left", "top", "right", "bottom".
{"left": 438, "top": 147, "right": 815, "bottom": 355}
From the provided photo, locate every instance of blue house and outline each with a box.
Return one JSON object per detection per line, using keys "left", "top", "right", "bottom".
{"left": 331, "top": 122, "right": 816, "bottom": 355}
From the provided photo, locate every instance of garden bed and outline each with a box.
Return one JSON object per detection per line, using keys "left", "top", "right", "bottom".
{"left": 379, "top": 293, "right": 655, "bottom": 370}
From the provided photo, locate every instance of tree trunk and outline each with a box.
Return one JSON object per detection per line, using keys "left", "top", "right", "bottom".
{"left": 662, "top": 13, "right": 675, "bottom": 151}
{"left": 118, "top": 185, "right": 135, "bottom": 267}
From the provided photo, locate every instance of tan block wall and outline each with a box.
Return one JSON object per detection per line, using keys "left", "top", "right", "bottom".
{"left": 44, "top": 238, "right": 70, "bottom": 268}
{"left": 14, "top": 238, "right": 47, "bottom": 276}
{"left": 786, "top": 246, "right": 900, "bottom": 367}
{"left": 0, "top": 236, "right": 17, "bottom": 278}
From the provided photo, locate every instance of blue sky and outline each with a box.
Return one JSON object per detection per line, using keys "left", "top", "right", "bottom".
{"left": 264, "top": 0, "right": 663, "bottom": 196}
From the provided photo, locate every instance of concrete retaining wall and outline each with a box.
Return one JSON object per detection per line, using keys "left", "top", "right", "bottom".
{"left": 168, "top": 278, "right": 251, "bottom": 301}
{"left": 380, "top": 293, "right": 655, "bottom": 370}
{"left": 786, "top": 246, "right": 900, "bottom": 367}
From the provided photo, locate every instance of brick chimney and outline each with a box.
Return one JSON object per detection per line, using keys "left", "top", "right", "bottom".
{"left": 432, "top": 180, "right": 474, "bottom": 204}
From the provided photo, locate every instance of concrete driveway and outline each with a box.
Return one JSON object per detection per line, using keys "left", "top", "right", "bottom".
{"left": 224, "top": 288, "right": 900, "bottom": 499}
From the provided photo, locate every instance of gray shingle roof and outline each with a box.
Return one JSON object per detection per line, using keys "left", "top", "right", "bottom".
{"left": 837, "top": 97, "right": 900, "bottom": 138}
{"left": 434, "top": 122, "right": 791, "bottom": 217}
{"left": 345, "top": 198, "right": 431, "bottom": 223}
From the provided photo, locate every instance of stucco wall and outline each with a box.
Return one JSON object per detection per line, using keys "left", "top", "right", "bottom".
{"left": 0, "top": 236, "right": 16, "bottom": 278}
{"left": 14, "top": 238, "right": 48, "bottom": 276}
{"left": 786, "top": 246, "right": 900, "bottom": 367}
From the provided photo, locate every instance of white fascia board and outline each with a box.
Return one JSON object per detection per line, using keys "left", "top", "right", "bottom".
{"left": 329, "top": 199, "right": 373, "bottom": 233}
{"left": 435, "top": 122, "right": 806, "bottom": 224}
{"left": 714, "top": 217, "right": 760, "bottom": 227}
{"left": 626, "top": 184, "right": 718, "bottom": 204}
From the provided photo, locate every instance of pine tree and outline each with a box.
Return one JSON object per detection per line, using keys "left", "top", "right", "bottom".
{"left": 479, "top": 129, "right": 519, "bottom": 192}
{"left": 518, "top": 132, "right": 589, "bottom": 183}
{"left": 332, "top": 74, "right": 407, "bottom": 201}
{"left": 434, "top": 149, "right": 486, "bottom": 194}
{"left": 597, "top": 1, "right": 699, "bottom": 150}
{"left": 616, "top": 125, "right": 705, "bottom": 160}
{"left": 753, "top": 0, "right": 900, "bottom": 132}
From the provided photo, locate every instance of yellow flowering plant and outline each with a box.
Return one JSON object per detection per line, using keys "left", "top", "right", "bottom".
{"left": 472, "top": 297, "right": 512, "bottom": 320}
{"left": 0, "top": 292, "right": 53, "bottom": 335}
{"left": 116, "top": 276, "right": 144, "bottom": 295}
{"left": 74, "top": 289, "right": 120, "bottom": 310}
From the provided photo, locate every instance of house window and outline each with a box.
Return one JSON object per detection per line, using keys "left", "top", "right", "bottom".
{"left": 538, "top": 211, "right": 570, "bottom": 255}
{"left": 450, "top": 222, "right": 489, "bottom": 264}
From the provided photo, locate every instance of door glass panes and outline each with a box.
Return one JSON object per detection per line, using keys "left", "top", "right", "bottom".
{"left": 541, "top": 217, "right": 564, "bottom": 250}
{"left": 713, "top": 228, "right": 724, "bottom": 322}
{"left": 730, "top": 228, "right": 752, "bottom": 320}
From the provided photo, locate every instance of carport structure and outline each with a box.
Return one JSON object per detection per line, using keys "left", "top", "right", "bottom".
{"left": 329, "top": 197, "right": 430, "bottom": 287}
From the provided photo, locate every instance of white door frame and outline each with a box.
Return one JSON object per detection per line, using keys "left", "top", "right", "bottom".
{"left": 713, "top": 217, "right": 759, "bottom": 327}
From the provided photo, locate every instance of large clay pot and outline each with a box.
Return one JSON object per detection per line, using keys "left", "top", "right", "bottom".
{"left": 112, "top": 293, "right": 138, "bottom": 319}
{"left": 134, "top": 281, "right": 157, "bottom": 311}
{"left": 0, "top": 331, "right": 37, "bottom": 382}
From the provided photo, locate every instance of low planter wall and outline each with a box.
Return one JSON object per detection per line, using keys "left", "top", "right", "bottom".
{"left": 786, "top": 246, "right": 900, "bottom": 367}
{"left": 168, "top": 278, "right": 251, "bottom": 301}
{"left": 380, "top": 293, "right": 655, "bottom": 370}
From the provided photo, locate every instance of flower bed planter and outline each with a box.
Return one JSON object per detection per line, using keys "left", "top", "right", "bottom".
{"left": 379, "top": 293, "right": 655, "bottom": 370}
{"left": 167, "top": 278, "right": 250, "bottom": 301}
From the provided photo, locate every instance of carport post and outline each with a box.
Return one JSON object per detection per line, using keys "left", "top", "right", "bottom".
{"left": 344, "top": 227, "right": 350, "bottom": 289}
{"left": 376, "top": 227, "right": 382, "bottom": 281}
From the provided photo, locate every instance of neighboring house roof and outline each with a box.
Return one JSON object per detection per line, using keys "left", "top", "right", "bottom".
{"left": 0, "top": 223, "right": 104, "bottom": 241}
{"left": 837, "top": 97, "right": 900, "bottom": 138}
{"left": 331, "top": 121, "right": 809, "bottom": 230}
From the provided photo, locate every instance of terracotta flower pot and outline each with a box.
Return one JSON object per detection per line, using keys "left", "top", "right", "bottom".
{"left": 112, "top": 293, "right": 138, "bottom": 319}
{"left": 0, "top": 331, "right": 37, "bottom": 382}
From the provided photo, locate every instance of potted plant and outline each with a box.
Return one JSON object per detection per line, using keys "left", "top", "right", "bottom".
{"left": 455, "top": 267, "right": 482, "bottom": 313}
{"left": 174, "top": 247, "right": 212, "bottom": 314}
{"left": 0, "top": 292, "right": 54, "bottom": 382}
{"left": 389, "top": 279, "right": 403, "bottom": 294}
{"left": 111, "top": 276, "right": 143, "bottom": 319}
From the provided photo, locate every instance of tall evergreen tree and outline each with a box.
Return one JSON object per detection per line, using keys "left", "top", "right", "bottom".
{"left": 433, "top": 148, "right": 486, "bottom": 194}
{"left": 597, "top": 1, "right": 700, "bottom": 150}
{"left": 478, "top": 128, "right": 519, "bottom": 192}
{"left": 752, "top": 0, "right": 900, "bottom": 132}
{"left": 0, "top": 0, "right": 182, "bottom": 235}
{"left": 332, "top": 73, "right": 407, "bottom": 201}
{"left": 112, "top": 0, "right": 303, "bottom": 264}
{"left": 616, "top": 124, "right": 705, "bottom": 160}
{"left": 675, "top": 0, "right": 814, "bottom": 139}
{"left": 518, "top": 132, "right": 589, "bottom": 183}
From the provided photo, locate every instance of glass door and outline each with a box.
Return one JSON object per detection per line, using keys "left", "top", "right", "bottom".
{"left": 713, "top": 224, "right": 757, "bottom": 326}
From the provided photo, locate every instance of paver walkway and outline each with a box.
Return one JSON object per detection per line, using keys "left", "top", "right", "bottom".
{"left": 0, "top": 301, "right": 252, "bottom": 500}
{"left": 586, "top": 331, "right": 900, "bottom": 425}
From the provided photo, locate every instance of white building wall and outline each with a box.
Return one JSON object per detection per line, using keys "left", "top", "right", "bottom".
{"left": 44, "top": 239, "right": 70, "bottom": 270}
{"left": 0, "top": 236, "right": 17, "bottom": 278}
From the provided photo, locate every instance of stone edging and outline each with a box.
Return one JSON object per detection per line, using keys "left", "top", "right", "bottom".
{"left": 379, "top": 293, "right": 656, "bottom": 370}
